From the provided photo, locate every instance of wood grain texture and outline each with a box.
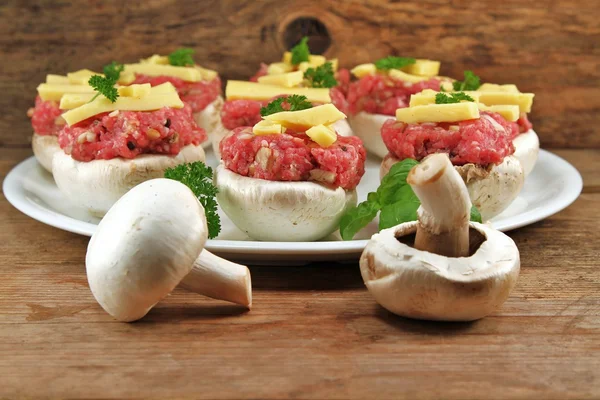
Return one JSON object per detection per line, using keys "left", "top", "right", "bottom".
{"left": 0, "top": 0, "right": 599, "bottom": 148}
{"left": 1, "top": 148, "right": 599, "bottom": 399}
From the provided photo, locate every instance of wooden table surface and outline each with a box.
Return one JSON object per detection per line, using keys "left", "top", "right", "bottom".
{"left": 1, "top": 146, "right": 599, "bottom": 399}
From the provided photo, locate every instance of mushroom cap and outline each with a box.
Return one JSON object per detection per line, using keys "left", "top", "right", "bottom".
{"left": 32, "top": 133, "right": 61, "bottom": 173}
{"left": 381, "top": 154, "right": 524, "bottom": 221}
{"left": 215, "top": 164, "right": 357, "bottom": 241}
{"left": 512, "top": 129, "right": 539, "bottom": 177}
{"left": 52, "top": 143, "right": 205, "bottom": 217}
{"left": 86, "top": 178, "right": 208, "bottom": 322}
{"left": 347, "top": 111, "right": 391, "bottom": 158}
{"left": 360, "top": 221, "right": 520, "bottom": 321}
{"left": 193, "top": 96, "right": 224, "bottom": 150}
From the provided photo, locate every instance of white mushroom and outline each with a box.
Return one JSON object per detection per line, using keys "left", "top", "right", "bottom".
{"left": 360, "top": 153, "right": 520, "bottom": 321}
{"left": 215, "top": 164, "right": 357, "bottom": 241}
{"left": 86, "top": 178, "right": 252, "bottom": 322}
{"left": 193, "top": 96, "right": 224, "bottom": 150}
{"left": 380, "top": 153, "right": 524, "bottom": 221}
{"left": 347, "top": 111, "right": 391, "bottom": 158}
{"left": 512, "top": 129, "right": 539, "bottom": 177}
{"left": 53, "top": 143, "right": 205, "bottom": 217}
{"left": 32, "top": 133, "right": 61, "bottom": 173}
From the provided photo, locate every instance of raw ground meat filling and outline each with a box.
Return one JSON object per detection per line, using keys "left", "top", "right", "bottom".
{"left": 347, "top": 74, "right": 444, "bottom": 116}
{"left": 132, "top": 74, "right": 221, "bottom": 113}
{"left": 58, "top": 104, "right": 206, "bottom": 162}
{"left": 29, "top": 96, "right": 64, "bottom": 136}
{"left": 381, "top": 111, "right": 517, "bottom": 166}
{"left": 220, "top": 127, "right": 366, "bottom": 190}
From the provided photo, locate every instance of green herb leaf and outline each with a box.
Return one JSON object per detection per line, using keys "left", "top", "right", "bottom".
{"left": 435, "top": 92, "right": 475, "bottom": 104}
{"left": 453, "top": 70, "right": 481, "bottom": 91}
{"left": 290, "top": 36, "right": 310, "bottom": 65}
{"left": 88, "top": 74, "right": 119, "bottom": 103}
{"left": 470, "top": 205, "right": 483, "bottom": 223}
{"left": 304, "top": 62, "right": 338, "bottom": 88}
{"left": 379, "top": 197, "right": 420, "bottom": 230}
{"left": 259, "top": 94, "right": 313, "bottom": 117}
{"left": 374, "top": 56, "right": 416, "bottom": 71}
{"left": 103, "top": 61, "right": 124, "bottom": 81}
{"left": 168, "top": 48, "right": 195, "bottom": 67}
{"left": 164, "top": 162, "right": 221, "bottom": 239}
{"left": 339, "top": 199, "right": 381, "bottom": 241}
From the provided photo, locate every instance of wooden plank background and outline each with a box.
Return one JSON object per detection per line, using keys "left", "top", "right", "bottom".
{"left": 0, "top": 0, "right": 599, "bottom": 148}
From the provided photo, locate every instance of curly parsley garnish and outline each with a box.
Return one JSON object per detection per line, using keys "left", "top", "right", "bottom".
{"left": 88, "top": 61, "right": 124, "bottom": 103}
{"left": 339, "top": 159, "right": 482, "bottom": 240}
{"left": 304, "top": 62, "right": 337, "bottom": 88}
{"left": 168, "top": 48, "right": 195, "bottom": 67}
{"left": 451, "top": 70, "right": 481, "bottom": 91}
{"left": 260, "top": 95, "right": 313, "bottom": 117}
{"left": 291, "top": 37, "right": 310, "bottom": 65}
{"left": 164, "top": 162, "right": 221, "bottom": 239}
{"left": 435, "top": 92, "right": 475, "bottom": 104}
{"left": 374, "top": 56, "right": 416, "bottom": 71}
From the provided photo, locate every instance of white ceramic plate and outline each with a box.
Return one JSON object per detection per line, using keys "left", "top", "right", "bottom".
{"left": 3, "top": 149, "right": 582, "bottom": 263}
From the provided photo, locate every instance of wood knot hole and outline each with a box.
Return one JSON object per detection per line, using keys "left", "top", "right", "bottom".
{"left": 283, "top": 17, "right": 331, "bottom": 54}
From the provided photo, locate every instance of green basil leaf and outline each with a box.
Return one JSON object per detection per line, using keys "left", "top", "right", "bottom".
{"left": 339, "top": 200, "right": 381, "bottom": 241}
{"left": 470, "top": 205, "right": 483, "bottom": 223}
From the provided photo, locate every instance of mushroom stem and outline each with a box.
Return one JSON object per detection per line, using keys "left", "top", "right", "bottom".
{"left": 407, "top": 154, "right": 472, "bottom": 257}
{"left": 180, "top": 250, "right": 252, "bottom": 309}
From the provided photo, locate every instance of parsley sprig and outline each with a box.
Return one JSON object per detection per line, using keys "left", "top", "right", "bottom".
{"left": 339, "top": 159, "right": 482, "bottom": 240}
{"left": 168, "top": 48, "right": 195, "bottom": 67}
{"left": 435, "top": 92, "right": 475, "bottom": 104}
{"left": 88, "top": 61, "right": 124, "bottom": 103}
{"left": 290, "top": 37, "right": 310, "bottom": 65}
{"left": 164, "top": 162, "right": 221, "bottom": 239}
{"left": 260, "top": 95, "right": 313, "bottom": 117}
{"left": 304, "top": 62, "right": 337, "bottom": 88}
{"left": 374, "top": 56, "right": 416, "bottom": 71}
{"left": 451, "top": 70, "right": 481, "bottom": 91}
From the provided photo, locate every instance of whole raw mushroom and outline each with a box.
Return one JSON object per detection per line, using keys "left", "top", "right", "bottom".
{"left": 86, "top": 178, "right": 252, "bottom": 322}
{"left": 361, "top": 153, "right": 520, "bottom": 321}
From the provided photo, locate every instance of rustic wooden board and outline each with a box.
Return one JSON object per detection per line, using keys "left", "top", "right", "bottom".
{"left": 1, "top": 0, "right": 599, "bottom": 148}
{"left": 0, "top": 147, "right": 599, "bottom": 399}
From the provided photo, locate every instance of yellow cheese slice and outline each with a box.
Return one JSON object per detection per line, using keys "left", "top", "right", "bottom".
{"left": 140, "top": 54, "right": 170, "bottom": 65}
{"left": 195, "top": 65, "right": 218, "bottom": 81}
{"left": 396, "top": 102, "right": 480, "bottom": 124}
{"left": 252, "top": 120, "right": 284, "bottom": 135}
{"left": 478, "top": 104, "right": 520, "bottom": 122}
{"left": 67, "top": 69, "right": 102, "bottom": 85}
{"left": 329, "top": 58, "right": 339, "bottom": 72}
{"left": 61, "top": 83, "right": 183, "bottom": 126}
{"left": 401, "top": 59, "right": 441, "bottom": 77}
{"left": 388, "top": 69, "right": 430, "bottom": 83}
{"left": 37, "top": 83, "right": 95, "bottom": 101}
{"left": 298, "top": 62, "right": 311, "bottom": 72}
{"left": 267, "top": 62, "right": 293, "bottom": 75}
{"left": 306, "top": 124, "right": 337, "bottom": 147}
{"left": 123, "top": 63, "right": 203, "bottom": 82}
{"left": 351, "top": 63, "right": 377, "bottom": 78}
{"left": 265, "top": 104, "right": 346, "bottom": 130}
{"left": 478, "top": 83, "right": 520, "bottom": 93}
{"left": 60, "top": 83, "right": 176, "bottom": 110}
{"left": 282, "top": 52, "right": 330, "bottom": 68}
{"left": 258, "top": 70, "right": 304, "bottom": 87}
{"left": 46, "top": 74, "right": 70, "bottom": 84}
{"left": 226, "top": 81, "right": 331, "bottom": 103}
{"left": 477, "top": 92, "right": 534, "bottom": 113}
{"left": 409, "top": 90, "right": 481, "bottom": 107}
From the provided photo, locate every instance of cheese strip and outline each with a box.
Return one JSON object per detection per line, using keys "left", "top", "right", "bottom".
{"left": 37, "top": 83, "right": 95, "bottom": 101}
{"left": 401, "top": 59, "right": 441, "bottom": 77}
{"left": 306, "top": 124, "right": 337, "bottom": 147}
{"left": 478, "top": 104, "right": 520, "bottom": 122}
{"left": 60, "top": 83, "right": 176, "bottom": 109}
{"left": 124, "top": 63, "right": 203, "bottom": 82}
{"left": 226, "top": 81, "right": 331, "bottom": 103}
{"left": 264, "top": 104, "right": 345, "bottom": 130}
{"left": 140, "top": 54, "right": 169, "bottom": 65}
{"left": 46, "top": 74, "right": 70, "bottom": 84}
{"left": 253, "top": 120, "right": 284, "bottom": 135}
{"left": 478, "top": 83, "right": 520, "bottom": 93}
{"left": 267, "top": 62, "right": 293, "bottom": 75}
{"left": 61, "top": 83, "right": 183, "bottom": 126}
{"left": 258, "top": 70, "right": 304, "bottom": 87}
{"left": 477, "top": 92, "right": 534, "bottom": 113}
{"left": 409, "top": 90, "right": 481, "bottom": 107}
{"left": 351, "top": 63, "right": 377, "bottom": 78}
{"left": 282, "top": 52, "right": 327, "bottom": 67}
{"left": 67, "top": 69, "right": 102, "bottom": 85}
{"left": 389, "top": 69, "right": 432, "bottom": 83}
{"left": 396, "top": 103, "right": 480, "bottom": 124}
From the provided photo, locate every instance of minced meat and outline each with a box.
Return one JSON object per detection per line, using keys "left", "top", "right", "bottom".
{"left": 29, "top": 96, "right": 64, "bottom": 136}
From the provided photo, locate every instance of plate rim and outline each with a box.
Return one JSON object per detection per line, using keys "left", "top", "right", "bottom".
{"left": 2, "top": 149, "right": 583, "bottom": 256}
